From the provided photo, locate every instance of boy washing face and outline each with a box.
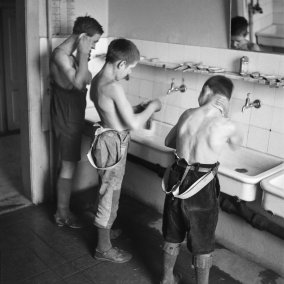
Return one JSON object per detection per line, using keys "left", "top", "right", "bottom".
{"left": 161, "top": 75, "right": 242, "bottom": 284}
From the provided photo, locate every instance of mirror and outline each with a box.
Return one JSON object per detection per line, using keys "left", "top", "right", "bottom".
{"left": 231, "top": 0, "right": 284, "bottom": 54}
{"left": 108, "top": 0, "right": 231, "bottom": 50}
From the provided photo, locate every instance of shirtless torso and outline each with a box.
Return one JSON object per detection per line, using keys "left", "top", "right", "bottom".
{"left": 90, "top": 62, "right": 161, "bottom": 131}
{"left": 166, "top": 95, "right": 242, "bottom": 164}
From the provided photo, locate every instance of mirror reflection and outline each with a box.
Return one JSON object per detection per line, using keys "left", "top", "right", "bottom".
{"left": 231, "top": 0, "right": 284, "bottom": 54}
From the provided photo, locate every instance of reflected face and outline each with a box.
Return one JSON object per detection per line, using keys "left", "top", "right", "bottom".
{"left": 88, "top": 33, "right": 101, "bottom": 49}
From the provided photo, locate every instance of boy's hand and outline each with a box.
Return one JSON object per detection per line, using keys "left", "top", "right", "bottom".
{"left": 77, "top": 33, "right": 93, "bottom": 55}
{"left": 150, "top": 99, "right": 162, "bottom": 112}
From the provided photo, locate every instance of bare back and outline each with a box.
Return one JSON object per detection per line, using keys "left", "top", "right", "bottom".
{"left": 90, "top": 74, "right": 130, "bottom": 131}
{"left": 175, "top": 106, "right": 238, "bottom": 164}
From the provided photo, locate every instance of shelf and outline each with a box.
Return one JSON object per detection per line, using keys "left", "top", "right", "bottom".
{"left": 139, "top": 58, "right": 284, "bottom": 88}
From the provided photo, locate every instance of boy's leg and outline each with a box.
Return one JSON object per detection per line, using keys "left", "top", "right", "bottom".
{"left": 193, "top": 254, "right": 212, "bottom": 284}
{"left": 161, "top": 242, "right": 181, "bottom": 284}
{"left": 54, "top": 160, "right": 83, "bottom": 228}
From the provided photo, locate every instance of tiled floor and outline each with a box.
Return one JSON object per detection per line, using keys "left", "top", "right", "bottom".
{"left": 0, "top": 195, "right": 284, "bottom": 284}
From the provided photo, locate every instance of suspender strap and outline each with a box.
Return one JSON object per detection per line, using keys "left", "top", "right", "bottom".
{"left": 162, "top": 162, "right": 219, "bottom": 199}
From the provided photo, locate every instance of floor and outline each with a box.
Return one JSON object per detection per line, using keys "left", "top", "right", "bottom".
{"left": 0, "top": 194, "right": 284, "bottom": 284}
{"left": 0, "top": 133, "right": 31, "bottom": 215}
{"left": 0, "top": 134, "right": 284, "bottom": 284}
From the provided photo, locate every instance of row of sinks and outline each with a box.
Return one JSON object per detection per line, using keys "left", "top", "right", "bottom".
{"left": 129, "top": 120, "right": 284, "bottom": 218}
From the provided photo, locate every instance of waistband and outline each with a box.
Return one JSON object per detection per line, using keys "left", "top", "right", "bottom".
{"left": 174, "top": 152, "right": 218, "bottom": 173}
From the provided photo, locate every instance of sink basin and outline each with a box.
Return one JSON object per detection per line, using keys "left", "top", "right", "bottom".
{"left": 261, "top": 170, "right": 284, "bottom": 217}
{"left": 217, "top": 146, "right": 284, "bottom": 201}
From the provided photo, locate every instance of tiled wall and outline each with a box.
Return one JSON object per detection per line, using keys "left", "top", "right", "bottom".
{"left": 113, "top": 39, "right": 284, "bottom": 158}
{"left": 273, "top": 0, "right": 284, "bottom": 25}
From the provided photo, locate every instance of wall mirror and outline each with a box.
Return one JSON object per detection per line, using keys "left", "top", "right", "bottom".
{"left": 108, "top": 0, "right": 231, "bottom": 50}
{"left": 231, "top": 0, "right": 284, "bottom": 54}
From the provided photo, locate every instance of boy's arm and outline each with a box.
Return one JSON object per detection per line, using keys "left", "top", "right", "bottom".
{"left": 52, "top": 34, "right": 92, "bottom": 90}
{"left": 111, "top": 85, "right": 161, "bottom": 130}
{"left": 227, "top": 122, "right": 243, "bottom": 150}
{"left": 165, "top": 125, "right": 177, "bottom": 149}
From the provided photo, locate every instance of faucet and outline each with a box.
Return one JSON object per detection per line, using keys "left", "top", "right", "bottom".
{"left": 242, "top": 93, "right": 261, "bottom": 112}
{"left": 248, "top": 0, "right": 263, "bottom": 14}
{"left": 167, "top": 78, "right": 187, "bottom": 94}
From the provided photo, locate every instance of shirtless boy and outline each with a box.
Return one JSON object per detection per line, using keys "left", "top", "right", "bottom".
{"left": 50, "top": 16, "right": 103, "bottom": 228}
{"left": 161, "top": 75, "right": 242, "bottom": 284}
{"left": 89, "top": 38, "right": 162, "bottom": 263}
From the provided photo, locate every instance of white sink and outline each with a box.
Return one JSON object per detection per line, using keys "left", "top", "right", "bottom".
{"left": 261, "top": 170, "right": 284, "bottom": 217}
{"left": 218, "top": 146, "right": 284, "bottom": 201}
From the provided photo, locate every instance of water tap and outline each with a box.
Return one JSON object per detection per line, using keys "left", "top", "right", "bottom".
{"left": 249, "top": 0, "right": 263, "bottom": 14}
{"left": 242, "top": 93, "right": 261, "bottom": 112}
{"left": 167, "top": 78, "right": 187, "bottom": 94}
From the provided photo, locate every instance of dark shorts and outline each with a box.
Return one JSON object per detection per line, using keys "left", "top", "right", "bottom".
{"left": 162, "top": 162, "right": 220, "bottom": 255}
{"left": 50, "top": 83, "right": 87, "bottom": 162}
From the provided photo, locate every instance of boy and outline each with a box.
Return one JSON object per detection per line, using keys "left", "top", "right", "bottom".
{"left": 89, "top": 38, "right": 162, "bottom": 263}
{"left": 50, "top": 16, "right": 103, "bottom": 228}
{"left": 161, "top": 75, "right": 242, "bottom": 284}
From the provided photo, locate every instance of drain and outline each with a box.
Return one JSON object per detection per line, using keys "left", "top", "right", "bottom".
{"left": 235, "top": 168, "right": 248, "bottom": 173}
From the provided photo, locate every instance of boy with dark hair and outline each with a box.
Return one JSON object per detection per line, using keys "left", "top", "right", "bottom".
{"left": 89, "top": 38, "right": 162, "bottom": 263}
{"left": 231, "top": 16, "right": 260, "bottom": 51}
{"left": 161, "top": 75, "right": 242, "bottom": 284}
{"left": 50, "top": 16, "right": 103, "bottom": 228}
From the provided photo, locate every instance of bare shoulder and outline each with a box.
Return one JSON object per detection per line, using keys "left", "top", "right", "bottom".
{"left": 105, "top": 82, "right": 126, "bottom": 100}
{"left": 51, "top": 47, "right": 71, "bottom": 67}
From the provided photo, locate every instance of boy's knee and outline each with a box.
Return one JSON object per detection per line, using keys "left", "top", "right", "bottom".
{"left": 163, "top": 241, "right": 181, "bottom": 256}
{"left": 193, "top": 253, "right": 213, "bottom": 269}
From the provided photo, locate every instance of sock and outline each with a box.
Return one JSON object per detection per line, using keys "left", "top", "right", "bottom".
{"left": 96, "top": 227, "right": 112, "bottom": 252}
{"left": 56, "top": 177, "right": 72, "bottom": 218}
{"left": 195, "top": 267, "right": 210, "bottom": 284}
{"left": 161, "top": 252, "right": 178, "bottom": 283}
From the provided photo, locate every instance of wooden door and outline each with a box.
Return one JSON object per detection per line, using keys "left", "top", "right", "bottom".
{"left": 2, "top": 8, "right": 20, "bottom": 131}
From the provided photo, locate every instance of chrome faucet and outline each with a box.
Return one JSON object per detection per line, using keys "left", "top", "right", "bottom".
{"left": 242, "top": 93, "right": 261, "bottom": 112}
{"left": 167, "top": 78, "right": 187, "bottom": 94}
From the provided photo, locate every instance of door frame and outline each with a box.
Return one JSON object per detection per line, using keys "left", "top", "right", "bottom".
{"left": 16, "top": 0, "right": 51, "bottom": 203}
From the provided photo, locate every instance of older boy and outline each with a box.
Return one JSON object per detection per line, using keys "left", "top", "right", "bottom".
{"left": 89, "top": 38, "right": 162, "bottom": 263}
{"left": 50, "top": 16, "right": 103, "bottom": 228}
{"left": 161, "top": 75, "right": 242, "bottom": 284}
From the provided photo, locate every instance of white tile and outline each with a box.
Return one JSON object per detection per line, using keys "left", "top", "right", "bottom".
{"left": 247, "top": 126, "right": 270, "bottom": 152}
{"left": 140, "top": 40, "right": 158, "bottom": 61}
{"left": 268, "top": 131, "right": 284, "bottom": 158}
{"left": 255, "top": 52, "right": 281, "bottom": 76}
{"left": 139, "top": 80, "right": 154, "bottom": 100}
{"left": 271, "top": 107, "right": 284, "bottom": 133}
{"left": 136, "top": 64, "right": 155, "bottom": 81}
{"left": 153, "top": 68, "right": 168, "bottom": 84}
{"left": 229, "top": 98, "right": 251, "bottom": 124}
{"left": 232, "top": 80, "right": 255, "bottom": 100}
{"left": 152, "top": 82, "right": 170, "bottom": 99}
{"left": 126, "top": 94, "right": 140, "bottom": 106}
{"left": 156, "top": 42, "right": 169, "bottom": 62}
{"left": 183, "top": 45, "right": 201, "bottom": 64}
{"left": 167, "top": 43, "right": 186, "bottom": 63}
{"left": 163, "top": 105, "right": 184, "bottom": 125}
{"left": 128, "top": 77, "right": 141, "bottom": 97}
{"left": 253, "top": 84, "right": 275, "bottom": 106}
{"left": 249, "top": 104, "right": 274, "bottom": 130}
{"left": 274, "top": 88, "right": 284, "bottom": 108}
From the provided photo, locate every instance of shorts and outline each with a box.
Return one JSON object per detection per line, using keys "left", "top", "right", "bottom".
{"left": 92, "top": 129, "right": 130, "bottom": 229}
{"left": 162, "top": 161, "right": 220, "bottom": 255}
{"left": 50, "top": 83, "right": 87, "bottom": 162}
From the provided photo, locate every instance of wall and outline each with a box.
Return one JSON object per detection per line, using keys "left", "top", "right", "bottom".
{"left": 113, "top": 38, "right": 284, "bottom": 158}
{"left": 108, "top": 0, "right": 230, "bottom": 49}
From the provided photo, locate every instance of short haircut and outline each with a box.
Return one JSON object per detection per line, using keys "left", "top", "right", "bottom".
{"left": 105, "top": 38, "right": 140, "bottom": 65}
{"left": 201, "top": 75, "right": 233, "bottom": 100}
{"left": 231, "top": 16, "right": 248, "bottom": 36}
{"left": 73, "top": 16, "right": 104, "bottom": 36}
